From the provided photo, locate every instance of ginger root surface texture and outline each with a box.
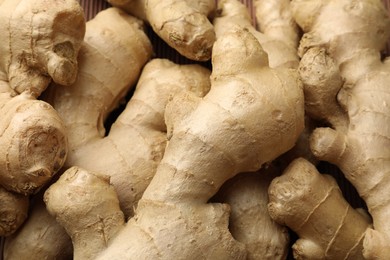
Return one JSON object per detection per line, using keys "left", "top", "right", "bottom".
{"left": 44, "top": 27, "right": 304, "bottom": 260}
{"left": 214, "top": 169, "right": 290, "bottom": 260}
{"left": 269, "top": 158, "right": 371, "bottom": 259}
{"left": 5, "top": 7, "right": 212, "bottom": 259}
{"left": 46, "top": 7, "right": 211, "bottom": 217}
{"left": 0, "top": 0, "right": 85, "bottom": 96}
{"left": 106, "top": 0, "right": 216, "bottom": 61}
{"left": 213, "top": 0, "right": 299, "bottom": 69}
{"left": 0, "top": 0, "right": 85, "bottom": 236}
{"left": 291, "top": 0, "right": 390, "bottom": 258}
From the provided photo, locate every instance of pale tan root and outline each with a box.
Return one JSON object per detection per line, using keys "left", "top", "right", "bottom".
{"left": 298, "top": 47, "right": 348, "bottom": 130}
{"left": 44, "top": 7, "right": 155, "bottom": 218}
{"left": 254, "top": 0, "right": 299, "bottom": 56}
{"left": 45, "top": 167, "right": 125, "bottom": 260}
{"left": 268, "top": 158, "right": 371, "bottom": 259}
{"left": 46, "top": 6, "right": 211, "bottom": 216}
{"left": 213, "top": 0, "right": 298, "bottom": 69}
{"left": 7, "top": 7, "right": 212, "bottom": 260}
{"left": 0, "top": 91, "right": 67, "bottom": 195}
{"left": 291, "top": 0, "right": 390, "bottom": 257}
{"left": 0, "top": 0, "right": 84, "bottom": 238}
{"left": 0, "top": 187, "right": 29, "bottom": 236}
{"left": 4, "top": 197, "right": 72, "bottom": 260}
{"left": 45, "top": 27, "right": 304, "bottom": 260}
{"left": 0, "top": 0, "right": 85, "bottom": 96}
{"left": 107, "top": 0, "right": 216, "bottom": 61}
{"left": 214, "top": 167, "right": 290, "bottom": 260}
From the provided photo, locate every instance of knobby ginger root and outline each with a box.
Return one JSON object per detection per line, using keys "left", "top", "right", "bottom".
{"left": 268, "top": 158, "right": 371, "bottom": 259}
{"left": 0, "top": 187, "right": 29, "bottom": 237}
{"left": 106, "top": 0, "right": 216, "bottom": 61}
{"left": 46, "top": 7, "right": 211, "bottom": 217}
{"left": 44, "top": 27, "right": 304, "bottom": 260}
{"left": 5, "top": 8, "right": 212, "bottom": 259}
{"left": 212, "top": 1, "right": 299, "bottom": 258}
{"left": 214, "top": 0, "right": 299, "bottom": 69}
{"left": 214, "top": 168, "right": 290, "bottom": 260}
{"left": 291, "top": 0, "right": 390, "bottom": 258}
{"left": 4, "top": 196, "right": 72, "bottom": 260}
{"left": 0, "top": 0, "right": 85, "bottom": 236}
{"left": 0, "top": 0, "right": 85, "bottom": 96}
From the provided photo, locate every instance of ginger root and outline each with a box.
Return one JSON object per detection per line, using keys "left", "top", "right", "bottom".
{"left": 268, "top": 158, "right": 371, "bottom": 259}
{"left": 5, "top": 7, "right": 212, "bottom": 259}
{"left": 213, "top": 0, "right": 299, "bottom": 69}
{"left": 0, "top": 0, "right": 85, "bottom": 96}
{"left": 44, "top": 27, "right": 304, "bottom": 260}
{"left": 106, "top": 0, "right": 216, "bottom": 61}
{"left": 214, "top": 168, "right": 290, "bottom": 260}
{"left": 291, "top": 0, "right": 390, "bottom": 258}
{"left": 0, "top": 0, "right": 85, "bottom": 236}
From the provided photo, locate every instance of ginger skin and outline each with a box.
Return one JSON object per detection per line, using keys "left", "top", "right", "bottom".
{"left": 0, "top": 0, "right": 85, "bottom": 236}
{"left": 214, "top": 169, "right": 290, "bottom": 260}
{"left": 106, "top": 0, "right": 216, "bottom": 61}
{"left": 46, "top": 8, "right": 210, "bottom": 217}
{"left": 268, "top": 158, "right": 371, "bottom": 259}
{"left": 291, "top": 0, "right": 390, "bottom": 258}
{"left": 5, "top": 8, "right": 211, "bottom": 259}
{"left": 212, "top": 1, "right": 299, "bottom": 258}
{"left": 45, "top": 27, "right": 304, "bottom": 260}
{"left": 0, "top": 0, "right": 85, "bottom": 96}
{"left": 214, "top": 0, "right": 298, "bottom": 69}
{"left": 0, "top": 187, "right": 29, "bottom": 237}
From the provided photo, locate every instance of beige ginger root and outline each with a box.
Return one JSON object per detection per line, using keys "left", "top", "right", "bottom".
{"left": 106, "top": 0, "right": 216, "bottom": 61}
{"left": 46, "top": 6, "right": 211, "bottom": 216}
{"left": 211, "top": 1, "right": 300, "bottom": 258}
{"left": 0, "top": 0, "right": 85, "bottom": 96}
{"left": 291, "top": 0, "right": 390, "bottom": 258}
{"left": 0, "top": 187, "right": 29, "bottom": 237}
{"left": 5, "top": 7, "right": 212, "bottom": 259}
{"left": 213, "top": 0, "right": 299, "bottom": 69}
{"left": 268, "top": 158, "right": 371, "bottom": 259}
{"left": 44, "top": 27, "right": 304, "bottom": 260}
{"left": 4, "top": 196, "right": 72, "bottom": 260}
{"left": 0, "top": 0, "right": 85, "bottom": 236}
{"left": 214, "top": 168, "right": 290, "bottom": 260}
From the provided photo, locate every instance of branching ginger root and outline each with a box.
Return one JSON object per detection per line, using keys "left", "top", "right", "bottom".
{"left": 106, "top": 0, "right": 216, "bottom": 61}
{"left": 291, "top": 0, "right": 390, "bottom": 258}
{"left": 0, "top": 0, "right": 85, "bottom": 236}
{"left": 211, "top": 1, "right": 300, "bottom": 258}
{"left": 44, "top": 27, "right": 304, "bottom": 260}
{"left": 4, "top": 7, "right": 212, "bottom": 259}
{"left": 213, "top": 167, "right": 290, "bottom": 260}
{"left": 213, "top": 0, "right": 299, "bottom": 69}
{"left": 268, "top": 158, "right": 372, "bottom": 259}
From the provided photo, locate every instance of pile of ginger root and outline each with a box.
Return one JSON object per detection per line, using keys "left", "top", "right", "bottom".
{"left": 1, "top": 0, "right": 390, "bottom": 259}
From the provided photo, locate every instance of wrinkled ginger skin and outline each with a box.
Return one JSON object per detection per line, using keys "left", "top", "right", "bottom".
{"left": 291, "top": 0, "right": 390, "bottom": 258}
{"left": 0, "top": 0, "right": 85, "bottom": 96}
{"left": 0, "top": 187, "right": 29, "bottom": 236}
{"left": 45, "top": 28, "right": 304, "bottom": 260}
{"left": 213, "top": 0, "right": 298, "bottom": 69}
{"left": 45, "top": 7, "right": 154, "bottom": 218}
{"left": 268, "top": 158, "right": 371, "bottom": 259}
{"left": 4, "top": 197, "right": 73, "bottom": 260}
{"left": 107, "top": 0, "right": 216, "bottom": 61}
{"left": 45, "top": 7, "right": 211, "bottom": 217}
{"left": 214, "top": 170, "right": 290, "bottom": 260}
{"left": 45, "top": 167, "right": 125, "bottom": 260}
